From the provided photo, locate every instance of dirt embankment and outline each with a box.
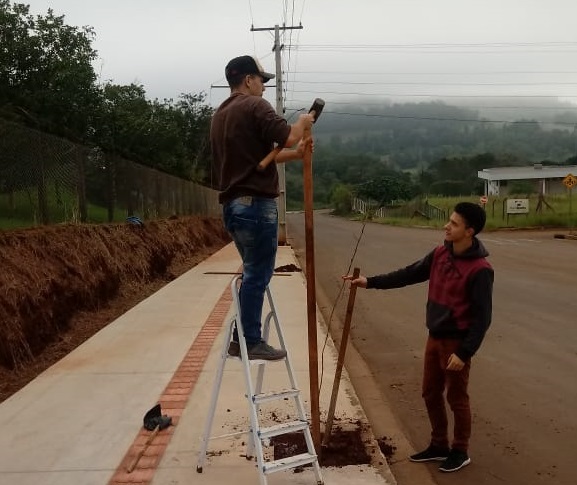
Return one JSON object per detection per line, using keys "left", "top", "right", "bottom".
{"left": 0, "top": 216, "right": 230, "bottom": 402}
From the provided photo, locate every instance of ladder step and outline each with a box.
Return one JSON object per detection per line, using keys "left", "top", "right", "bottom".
{"left": 262, "top": 453, "right": 318, "bottom": 475}
{"left": 258, "top": 420, "right": 309, "bottom": 439}
{"left": 253, "top": 388, "right": 300, "bottom": 404}
{"left": 248, "top": 357, "right": 285, "bottom": 366}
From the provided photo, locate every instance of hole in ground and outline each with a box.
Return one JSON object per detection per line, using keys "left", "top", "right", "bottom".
{"left": 271, "top": 426, "right": 372, "bottom": 468}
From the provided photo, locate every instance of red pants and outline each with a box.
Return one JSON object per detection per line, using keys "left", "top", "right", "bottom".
{"left": 422, "top": 336, "right": 471, "bottom": 452}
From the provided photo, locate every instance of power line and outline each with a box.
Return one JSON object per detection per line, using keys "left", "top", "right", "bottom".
{"left": 286, "top": 70, "right": 577, "bottom": 76}
{"left": 286, "top": 99, "right": 577, "bottom": 110}
{"left": 289, "top": 89, "right": 577, "bottom": 99}
{"left": 280, "top": 1, "right": 303, "bottom": 111}
{"left": 295, "top": 41, "right": 577, "bottom": 49}
{"left": 293, "top": 47, "right": 577, "bottom": 54}
{"left": 282, "top": 1, "right": 296, "bottom": 109}
{"left": 247, "top": 0, "right": 256, "bottom": 53}
{"left": 291, "top": 80, "right": 577, "bottom": 86}
{"left": 283, "top": 108, "right": 577, "bottom": 126}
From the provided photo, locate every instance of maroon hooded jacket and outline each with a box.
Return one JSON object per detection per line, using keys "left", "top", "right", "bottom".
{"left": 366, "top": 238, "right": 493, "bottom": 361}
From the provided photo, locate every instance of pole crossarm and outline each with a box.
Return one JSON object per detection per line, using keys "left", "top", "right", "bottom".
{"left": 250, "top": 24, "right": 303, "bottom": 32}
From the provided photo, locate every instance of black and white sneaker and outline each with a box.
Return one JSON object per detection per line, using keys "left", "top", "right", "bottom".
{"left": 439, "top": 449, "right": 471, "bottom": 472}
{"left": 409, "top": 445, "right": 450, "bottom": 462}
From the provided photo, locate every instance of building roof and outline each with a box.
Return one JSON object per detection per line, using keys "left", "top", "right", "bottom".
{"left": 478, "top": 164, "right": 577, "bottom": 181}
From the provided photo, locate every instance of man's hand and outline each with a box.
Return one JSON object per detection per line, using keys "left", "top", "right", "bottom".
{"left": 342, "top": 274, "right": 368, "bottom": 288}
{"left": 295, "top": 137, "right": 314, "bottom": 158}
{"left": 286, "top": 113, "right": 315, "bottom": 147}
{"left": 298, "top": 113, "right": 315, "bottom": 130}
{"left": 447, "top": 353, "right": 465, "bottom": 371}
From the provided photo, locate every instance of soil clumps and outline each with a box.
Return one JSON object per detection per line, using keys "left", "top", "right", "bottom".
{"left": 0, "top": 216, "right": 230, "bottom": 402}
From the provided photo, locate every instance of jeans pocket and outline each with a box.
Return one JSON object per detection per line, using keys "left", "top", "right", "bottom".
{"left": 223, "top": 197, "right": 278, "bottom": 250}
{"left": 260, "top": 199, "right": 278, "bottom": 224}
{"left": 224, "top": 199, "right": 257, "bottom": 248}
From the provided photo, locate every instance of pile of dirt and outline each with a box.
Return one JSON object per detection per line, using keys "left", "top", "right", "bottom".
{"left": 271, "top": 420, "right": 374, "bottom": 468}
{"left": 0, "top": 216, "right": 230, "bottom": 401}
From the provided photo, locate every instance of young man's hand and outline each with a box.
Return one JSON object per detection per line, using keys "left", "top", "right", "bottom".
{"left": 342, "top": 274, "right": 368, "bottom": 288}
{"left": 447, "top": 353, "right": 465, "bottom": 371}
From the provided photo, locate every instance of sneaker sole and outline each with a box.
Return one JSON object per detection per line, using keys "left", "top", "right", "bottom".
{"left": 247, "top": 354, "right": 286, "bottom": 361}
{"left": 409, "top": 456, "right": 448, "bottom": 463}
{"left": 439, "top": 457, "right": 471, "bottom": 472}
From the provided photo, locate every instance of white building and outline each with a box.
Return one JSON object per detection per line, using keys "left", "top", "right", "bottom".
{"left": 477, "top": 164, "right": 577, "bottom": 196}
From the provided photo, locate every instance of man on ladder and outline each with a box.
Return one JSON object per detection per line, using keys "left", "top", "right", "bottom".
{"left": 211, "top": 54, "right": 314, "bottom": 360}
{"left": 201, "top": 55, "right": 322, "bottom": 485}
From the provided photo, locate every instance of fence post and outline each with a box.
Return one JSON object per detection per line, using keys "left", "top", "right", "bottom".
{"left": 76, "top": 149, "right": 87, "bottom": 222}
{"left": 37, "top": 139, "right": 49, "bottom": 225}
{"left": 106, "top": 155, "right": 115, "bottom": 222}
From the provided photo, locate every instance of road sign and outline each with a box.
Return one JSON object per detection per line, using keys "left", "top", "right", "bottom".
{"left": 480, "top": 195, "right": 488, "bottom": 205}
{"left": 563, "top": 173, "right": 577, "bottom": 190}
{"left": 507, "top": 198, "right": 529, "bottom": 214}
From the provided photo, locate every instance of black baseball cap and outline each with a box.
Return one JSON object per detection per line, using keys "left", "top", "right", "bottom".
{"left": 225, "top": 55, "right": 275, "bottom": 82}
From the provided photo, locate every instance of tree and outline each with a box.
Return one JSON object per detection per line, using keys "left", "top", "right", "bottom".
{"left": 1, "top": 1, "right": 216, "bottom": 193}
{"left": 174, "top": 93, "right": 213, "bottom": 182}
{"left": 93, "top": 83, "right": 151, "bottom": 157}
{"left": 330, "top": 184, "right": 353, "bottom": 214}
{"left": 0, "top": 1, "right": 99, "bottom": 139}
{"left": 356, "top": 174, "right": 415, "bottom": 205}
{"left": 90, "top": 86, "right": 213, "bottom": 180}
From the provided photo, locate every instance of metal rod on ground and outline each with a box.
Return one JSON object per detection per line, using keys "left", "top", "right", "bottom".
{"left": 302, "top": 125, "right": 321, "bottom": 452}
{"left": 203, "top": 272, "right": 291, "bottom": 276}
{"left": 322, "top": 267, "right": 360, "bottom": 448}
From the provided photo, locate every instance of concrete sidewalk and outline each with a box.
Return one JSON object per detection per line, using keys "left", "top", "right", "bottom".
{"left": 0, "top": 244, "right": 395, "bottom": 485}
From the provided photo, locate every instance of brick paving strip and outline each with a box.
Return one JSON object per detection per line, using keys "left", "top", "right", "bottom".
{"left": 108, "top": 284, "right": 232, "bottom": 485}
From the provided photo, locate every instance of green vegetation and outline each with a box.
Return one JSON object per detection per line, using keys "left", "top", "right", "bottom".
{"left": 3, "top": 1, "right": 577, "bottom": 232}
{"left": 0, "top": 1, "right": 213, "bottom": 184}
{"left": 361, "top": 194, "right": 577, "bottom": 231}
{"left": 0, "top": 186, "right": 127, "bottom": 229}
{"left": 313, "top": 103, "right": 577, "bottom": 170}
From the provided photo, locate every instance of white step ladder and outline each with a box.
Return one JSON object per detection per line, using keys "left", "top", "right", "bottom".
{"left": 196, "top": 275, "right": 323, "bottom": 485}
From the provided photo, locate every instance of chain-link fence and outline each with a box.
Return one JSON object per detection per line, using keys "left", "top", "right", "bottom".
{"left": 0, "top": 119, "right": 220, "bottom": 228}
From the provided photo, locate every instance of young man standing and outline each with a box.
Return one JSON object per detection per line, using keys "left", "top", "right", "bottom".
{"left": 211, "top": 55, "right": 314, "bottom": 361}
{"left": 344, "top": 202, "right": 494, "bottom": 472}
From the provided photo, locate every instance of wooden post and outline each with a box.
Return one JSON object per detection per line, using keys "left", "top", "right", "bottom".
{"left": 302, "top": 125, "right": 321, "bottom": 451}
{"left": 322, "top": 267, "right": 360, "bottom": 448}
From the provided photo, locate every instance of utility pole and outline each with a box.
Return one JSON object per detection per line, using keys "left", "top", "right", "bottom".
{"left": 251, "top": 23, "right": 303, "bottom": 245}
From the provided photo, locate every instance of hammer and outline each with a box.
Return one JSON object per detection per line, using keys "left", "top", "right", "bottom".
{"left": 257, "top": 98, "right": 325, "bottom": 172}
{"left": 126, "top": 404, "right": 172, "bottom": 473}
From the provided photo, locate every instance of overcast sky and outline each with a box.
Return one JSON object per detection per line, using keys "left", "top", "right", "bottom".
{"left": 27, "top": 0, "right": 577, "bottom": 115}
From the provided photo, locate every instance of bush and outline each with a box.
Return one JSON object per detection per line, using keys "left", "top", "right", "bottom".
{"left": 330, "top": 184, "right": 353, "bottom": 215}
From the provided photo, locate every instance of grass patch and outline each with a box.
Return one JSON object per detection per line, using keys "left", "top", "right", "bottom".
{"left": 0, "top": 187, "right": 129, "bottom": 230}
{"left": 348, "top": 193, "right": 577, "bottom": 230}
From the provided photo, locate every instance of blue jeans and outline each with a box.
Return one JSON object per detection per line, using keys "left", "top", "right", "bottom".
{"left": 223, "top": 196, "right": 278, "bottom": 345}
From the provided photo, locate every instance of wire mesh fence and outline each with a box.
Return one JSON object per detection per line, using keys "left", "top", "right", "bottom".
{"left": 0, "top": 119, "right": 220, "bottom": 229}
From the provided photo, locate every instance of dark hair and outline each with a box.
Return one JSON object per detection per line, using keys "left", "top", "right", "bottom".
{"left": 226, "top": 73, "right": 247, "bottom": 88}
{"left": 454, "top": 202, "right": 486, "bottom": 235}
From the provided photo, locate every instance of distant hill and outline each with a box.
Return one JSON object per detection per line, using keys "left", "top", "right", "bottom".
{"left": 299, "top": 98, "right": 577, "bottom": 169}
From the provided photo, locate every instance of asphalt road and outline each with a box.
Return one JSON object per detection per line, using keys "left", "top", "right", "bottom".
{"left": 287, "top": 211, "right": 577, "bottom": 485}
